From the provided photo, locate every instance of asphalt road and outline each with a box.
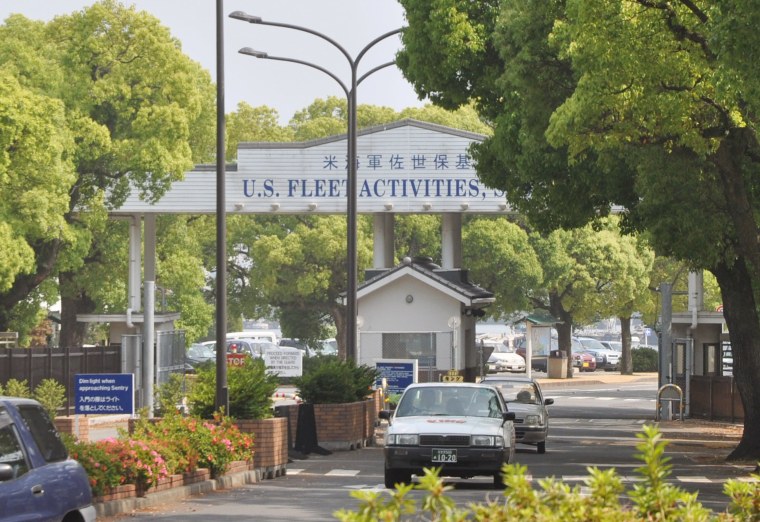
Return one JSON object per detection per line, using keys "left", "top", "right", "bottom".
{"left": 99, "top": 375, "right": 754, "bottom": 520}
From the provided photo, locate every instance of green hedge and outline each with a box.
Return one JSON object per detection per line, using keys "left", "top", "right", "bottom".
{"left": 294, "top": 357, "right": 378, "bottom": 404}
{"left": 632, "top": 347, "right": 659, "bottom": 372}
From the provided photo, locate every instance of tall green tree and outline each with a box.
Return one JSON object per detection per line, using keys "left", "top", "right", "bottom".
{"left": 397, "top": 0, "right": 760, "bottom": 459}
{"left": 463, "top": 217, "right": 543, "bottom": 317}
{"left": 245, "top": 215, "right": 374, "bottom": 359}
{"left": 545, "top": 0, "right": 760, "bottom": 459}
{"left": 0, "top": 1, "right": 215, "bottom": 344}
{"left": 226, "top": 102, "right": 293, "bottom": 160}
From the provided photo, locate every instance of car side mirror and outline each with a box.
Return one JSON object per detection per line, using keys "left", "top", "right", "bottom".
{"left": 544, "top": 398, "right": 554, "bottom": 406}
{"left": 502, "top": 411, "right": 516, "bottom": 422}
{"left": 0, "top": 464, "right": 14, "bottom": 482}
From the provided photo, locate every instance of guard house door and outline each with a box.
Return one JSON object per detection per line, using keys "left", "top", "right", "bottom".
{"left": 672, "top": 338, "right": 693, "bottom": 417}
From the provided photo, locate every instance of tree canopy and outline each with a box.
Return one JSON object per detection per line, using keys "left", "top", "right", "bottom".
{"left": 0, "top": 1, "right": 216, "bottom": 342}
{"left": 397, "top": 0, "right": 760, "bottom": 459}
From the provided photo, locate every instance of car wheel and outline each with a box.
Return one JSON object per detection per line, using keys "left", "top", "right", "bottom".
{"left": 384, "top": 466, "right": 411, "bottom": 489}
{"left": 537, "top": 441, "right": 546, "bottom": 454}
{"left": 494, "top": 469, "right": 506, "bottom": 488}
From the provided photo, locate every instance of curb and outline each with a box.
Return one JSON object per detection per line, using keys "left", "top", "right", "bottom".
{"left": 94, "top": 467, "right": 278, "bottom": 518}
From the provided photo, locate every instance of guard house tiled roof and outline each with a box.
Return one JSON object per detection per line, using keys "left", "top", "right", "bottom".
{"left": 359, "top": 256, "right": 494, "bottom": 305}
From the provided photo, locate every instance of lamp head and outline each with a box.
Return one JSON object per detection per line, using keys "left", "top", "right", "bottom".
{"left": 229, "top": 11, "right": 262, "bottom": 23}
{"left": 239, "top": 47, "right": 268, "bottom": 59}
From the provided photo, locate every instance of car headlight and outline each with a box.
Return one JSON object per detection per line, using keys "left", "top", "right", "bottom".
{"left": 387, "top": 434, "right": 419, "bottom": 446}
{"left": 471, "top": 435, "right": 504, "bottom": 447}
{"left": 524, "top": 414, "right": 543, "bottom": 426}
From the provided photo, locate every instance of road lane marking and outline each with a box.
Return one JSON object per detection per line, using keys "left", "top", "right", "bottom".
{"left": 676, "top": 476, "right": 712, "bottom": 483}
{"left": 326, "top": 469, "right": 361, "bottom": 476}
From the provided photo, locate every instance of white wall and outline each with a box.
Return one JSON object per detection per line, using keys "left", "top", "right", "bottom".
{"left": 358, "top": 274, "right": 462, "bottom": 369}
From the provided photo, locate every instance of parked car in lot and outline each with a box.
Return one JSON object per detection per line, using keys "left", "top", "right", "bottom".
{"left": 0, "top": 397, "right": 96, "bottom": 521}
{"left": 486, "top": 347, "right": 526, "bottom": 373}
{"left": 379, "top": 383, "right": 516, "bottom": 488}
{"left": 572, "top": 350, "right": 597, "bottom": 372}
{"left": 479, "top": 376, "right": 553, "bottom": 454}
{"left": 601, "top": 340, "right": 623, "bottom": 352}
{"left": 186, "top": 342, "right": 216, "bottom": 369}
{"left": 279, "top": 338, "right": 317, "bottom": 357}
{"left": 577, "top": 337, "right": 620, "bottom": 371}
{"left": 226, "top": 339, "right": 278, "bottom": 358}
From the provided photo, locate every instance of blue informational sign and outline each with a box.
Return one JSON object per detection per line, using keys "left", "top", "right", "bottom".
{"left": 75, "top": 374, "right": 134, "bottom": 415}
{"left": 375, "top": 359, "right": 417, "bottom": 395}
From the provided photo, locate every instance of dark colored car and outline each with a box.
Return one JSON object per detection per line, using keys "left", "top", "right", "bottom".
{"left": 186, "top": 343, "right": 216, "bottom": 369}
{"left": 0, "top": 396, "right": 96, "bottom": 521}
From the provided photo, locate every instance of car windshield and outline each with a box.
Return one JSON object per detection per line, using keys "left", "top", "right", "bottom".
{"left": 395, "top": 386, "right": 503, "bottom": 418}
{"left": 580, "top": 338, "right": 608, "bottom": 351}
{"left": 188, "top": 344, "right": 214, "bottom": 358}
{"left": 485, "top": 381, "right": 540, "bottom": 405}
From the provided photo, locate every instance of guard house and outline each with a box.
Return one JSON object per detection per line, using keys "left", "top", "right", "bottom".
{"left": 668, "top": 272, "right": 740, "bottom": 420}
{"left": 355, "top": 256, "right": 494, "bottom": 383}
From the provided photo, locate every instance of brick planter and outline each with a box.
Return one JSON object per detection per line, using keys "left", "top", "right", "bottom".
{"left": 314, "top": 398, "right": 375, "bottom": 451}
{"left": 54, "top": 416, "right": 90, "bottom": 442}
{"left": 94, "top": 484, "right": 137, "bottom": 503}
{"left": 182, "top": 467, "right": 210, "bottom": 486}
{"left": 235, "top": 417, "right": 288, "bottom": 479}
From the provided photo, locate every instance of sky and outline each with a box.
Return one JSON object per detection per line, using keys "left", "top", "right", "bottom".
{"left": 0, "top": 1, "right": 426, "bottom": 123}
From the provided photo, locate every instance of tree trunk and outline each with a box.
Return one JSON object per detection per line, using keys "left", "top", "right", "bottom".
{"left": 712, "top": 259, "right": 760, "bottom": 461}
{"left": 0, "top": 239, "right": 62, "bottom": 330}
{"left": 58, "top": 271, "right": 96, "bottom": 348}
{"left": 330, "top": 304, "right": 347, "bottom": 361}
{"left": 619, "top": 316, "right": 633, "bottom": 375}
{"left": 548, "top": 293, "right": 574, "bottom": 378}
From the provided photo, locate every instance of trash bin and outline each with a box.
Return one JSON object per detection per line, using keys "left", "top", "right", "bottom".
{"left": 547, "top": 350, "right": 568, "bottom": 379}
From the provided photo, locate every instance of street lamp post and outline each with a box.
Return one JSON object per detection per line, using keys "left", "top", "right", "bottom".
{"left": 230, "top": 11, "right": 401, "bottom": 361}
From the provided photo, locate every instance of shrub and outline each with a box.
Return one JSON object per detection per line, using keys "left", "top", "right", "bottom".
{"left": 129, "top": 411, "right": 255, "bottom": 478}
{"left": 632, "top": 347, "right": 659, "bottom": 372}
{"left": 335, "top": 425, "right": 760, "bottom": 521}
{"left": 66, "top": 437, "right": 170, "bottom": 496}
{"left": 154, "top": 373, "right": 193, "bottom": 417}
{"left": 66, "top": 411, "right": 255, "bottom": 494}
{"left": 33, "top": 378, "right": 66, "bottom": 418}
{"left": 5, "top": 378, "right": 31, "bottom": 398}
{"left": 294, "top": 358, "right": 379, "bottom": 404}
{"left": 188, "top": 357, "right": 278, "bottom": 419}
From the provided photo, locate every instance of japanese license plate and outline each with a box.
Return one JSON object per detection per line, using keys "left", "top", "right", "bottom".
{"left": 431, "top": 448, "right": 457, "bottom": 463}
{"left": 582, "top": 362, "right": 589, "bottom": 368}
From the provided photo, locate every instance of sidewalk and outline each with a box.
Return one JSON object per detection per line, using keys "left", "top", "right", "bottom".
{"left": 537, "top": 371, "right": 744, "bottom": 442}
{"left": 534, "top": 369, "right": 658, "bottom": 388}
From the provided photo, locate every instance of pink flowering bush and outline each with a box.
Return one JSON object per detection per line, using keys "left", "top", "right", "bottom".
{"left": 66, "top": 437, "right": 169, "bottom": 496}
{"left": 64, "top": 412, "right": 255, "bottom": 497}
{"left": 125, "top": 411, "right": 254, "bottom": 478}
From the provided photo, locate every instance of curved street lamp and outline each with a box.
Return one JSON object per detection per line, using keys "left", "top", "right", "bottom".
{"left": 231, "top": 11, "right": 402, "bottom": 361}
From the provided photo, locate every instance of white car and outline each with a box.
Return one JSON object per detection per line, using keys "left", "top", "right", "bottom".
{"left": 487, "top": 350, "right": 526, "bottom": 373}
{"left": 577, "top": 337, "right": 620, "bottom": 371}
{"left": 379, "top": 383, "right": 516, "bottom": 488}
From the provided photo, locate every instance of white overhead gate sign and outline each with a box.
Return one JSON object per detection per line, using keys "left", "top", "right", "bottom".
{"left": 114, "top": 120, "right": 510, "bottom": 216}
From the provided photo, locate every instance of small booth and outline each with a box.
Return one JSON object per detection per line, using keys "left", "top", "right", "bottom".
{"left": 355, "top": 256, "right": 494, "bottom": 382}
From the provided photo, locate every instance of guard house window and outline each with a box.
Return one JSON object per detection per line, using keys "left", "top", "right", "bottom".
{"left": 703, "top": 343, "right": 719, "bottom": 376}
{"left": 383, "top": 333, "right": 436, "bottom": 368}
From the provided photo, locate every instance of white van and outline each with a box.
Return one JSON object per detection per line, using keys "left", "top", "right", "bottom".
{"left": 226, "top": 330, "right": 279, "bottom": 344}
